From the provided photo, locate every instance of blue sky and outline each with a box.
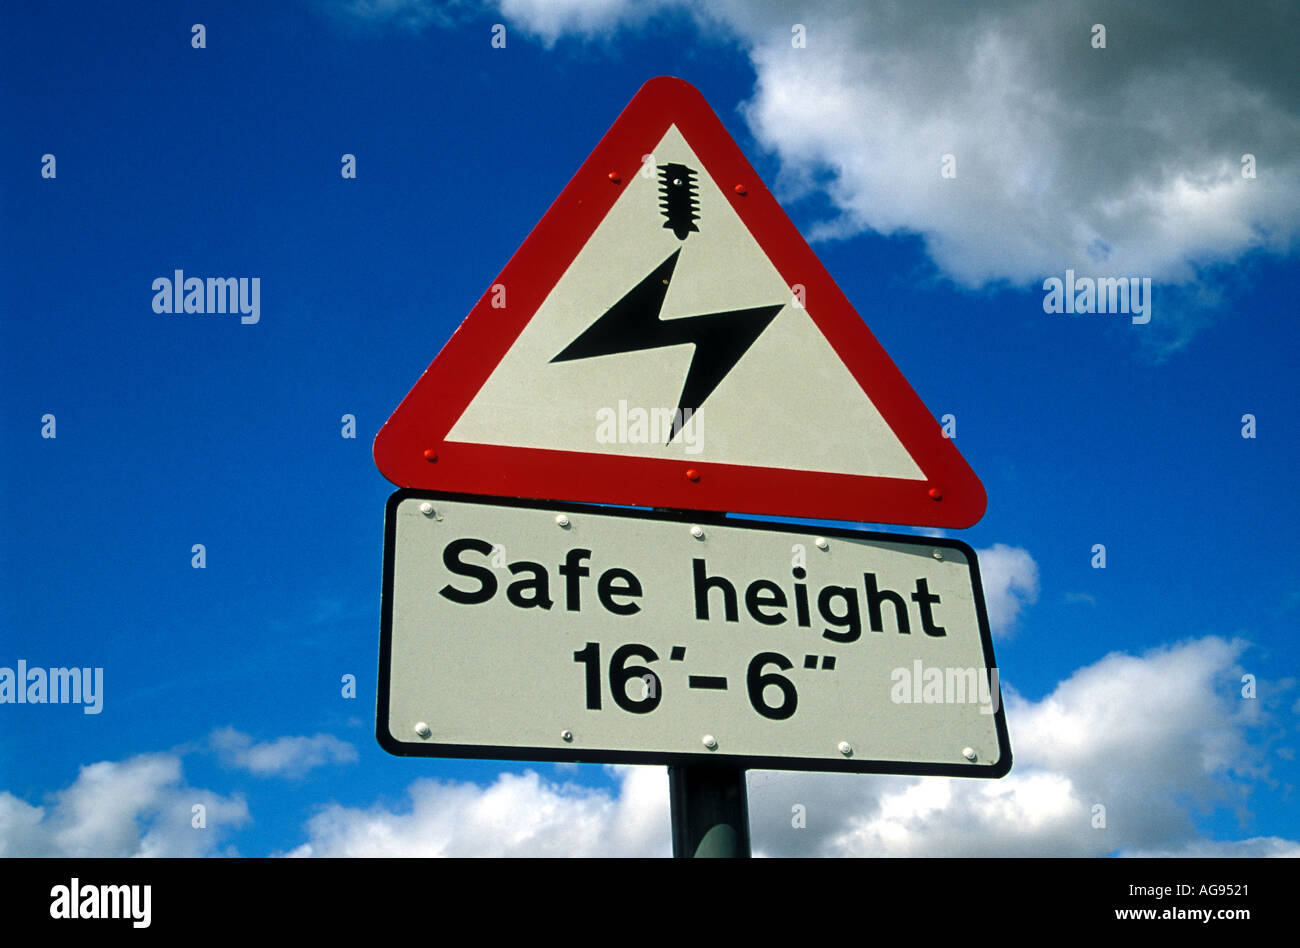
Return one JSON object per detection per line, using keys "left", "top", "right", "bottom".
{"left": 1, "top": 0, "right": 1297, "bottom": 857}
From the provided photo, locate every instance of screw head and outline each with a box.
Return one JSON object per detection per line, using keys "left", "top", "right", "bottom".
{"left": 685, "top": 468, "right": 700, "bottom": 482}
{"left": 423, "top": 448, "right": 438, "bottom": 462}
{"left": 690, "top": 525, "right": 704, "bottom": 539}
{"left": 928, "top": 487, "right": 943, "bottom": 500}
{"left": 414, "top": 722, "right": 432, "bottom": 739}
{"left": 838, "top": 741, "right": 853, "bottom": 757}
{"left": 561, "top": 730, "right": 574, "bottom": 742}
{"left": 962, "top": 747, "right": 977, "bottom": 761}
{"left": 419, "top": 502, "right": 435, "bottom": 517}
{"left": 815, "top": 537, "right": 829, "bottom": 551}
{"left": 607, "top": 171, "right": 621, "bottom": 183}
{"left": 555, "top": 514, "right": 570, "bottom": 528}
{"left": 702, "top": 735, "right": 718, "bottom": 750}
{"left": 932, "top": 549, "right": 943, "bottom": 560}
{"left": 734, "top": 183, "right": 747, "bottom": 195}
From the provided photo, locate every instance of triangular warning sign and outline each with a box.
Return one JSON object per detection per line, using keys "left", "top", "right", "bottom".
{"left": 374, "top": 76, "right": 986, "bottom": 528}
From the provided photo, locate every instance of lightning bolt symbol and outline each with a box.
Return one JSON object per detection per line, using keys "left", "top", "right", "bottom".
{"left": 551, "top": 249, "right": 784, "bottom": 444}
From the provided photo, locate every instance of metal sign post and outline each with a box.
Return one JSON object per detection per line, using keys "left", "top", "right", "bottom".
{"left": 669, "top": 765, "right": 751, "bottom": 858}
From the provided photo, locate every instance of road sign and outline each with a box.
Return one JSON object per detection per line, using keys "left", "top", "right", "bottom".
{"left": 378, "top": 491, "right": 1010, "bottom": 776}
{"left": 373, "top": 76, "right": 986, "bottom": 528}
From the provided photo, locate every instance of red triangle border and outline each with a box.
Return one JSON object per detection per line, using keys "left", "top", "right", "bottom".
{"left": 373, "top": 76, "right": 986, "bottom": 528}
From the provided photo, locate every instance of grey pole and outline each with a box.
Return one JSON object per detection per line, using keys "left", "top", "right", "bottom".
{"left": 668, "top": 765, "right": 751, "bottom": 857}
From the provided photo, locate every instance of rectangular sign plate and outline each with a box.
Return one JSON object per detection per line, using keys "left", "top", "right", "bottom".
{"left": 378, "top": 490, "right": 1011, "bottom": 776}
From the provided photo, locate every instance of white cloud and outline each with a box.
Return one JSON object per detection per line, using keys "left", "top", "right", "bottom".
{"left": 316, "top": 0, "right": 1298, "bottom": 341}
{"left": 210, "top": 727, "right": 358, "bottom": 779}
{"left": 495, "top": 0, "right": 673, "bottom": 45}
{"left": 314, "top": 0, "right": 463, "bottom": 33}
{"left": 1124, "top": 837, "right": 1300, "bottom": 858}
{"left": 487, "top": 0, "right": 1299, "bottom": 346}
{"left": 286, "top": 765, "right": 670, "bottom": 857}
{"left": 975, "top": 543, "right": 1039, "bottom": 636}
{"left": 1, "top": 638, "right": 1289, "bottom": 857}
{"left": 280, "top": 636, "right": 1292, "bottom": 858}
{"left": 0, "top": 753, "right": 249, "bottom": 857}
{"left": 733, "top": 0, "right": 1296, "bottom": 289}
{"left": 746, "top": 635, "right": 1273, "bottom": 856}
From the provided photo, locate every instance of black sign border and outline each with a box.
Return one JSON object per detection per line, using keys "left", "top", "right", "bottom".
{"left": 377, "top": 488, "right": 1012, "bottom": 778}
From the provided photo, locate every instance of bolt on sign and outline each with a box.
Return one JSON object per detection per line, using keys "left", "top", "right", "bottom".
{"left": 379, "top": 493, "right": 1010, "bottom": 776}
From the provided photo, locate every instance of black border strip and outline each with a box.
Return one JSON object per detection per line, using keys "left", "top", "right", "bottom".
{"left": 376, "top": 489, "right": 1012, "bottom": 778}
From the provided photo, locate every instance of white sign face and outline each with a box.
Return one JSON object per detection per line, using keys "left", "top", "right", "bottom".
{"left": 446, "top": 125, "right": 923, "bottom": 480}
{"left": 378, "top": 492, "right": 1010, "bottom": 776}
